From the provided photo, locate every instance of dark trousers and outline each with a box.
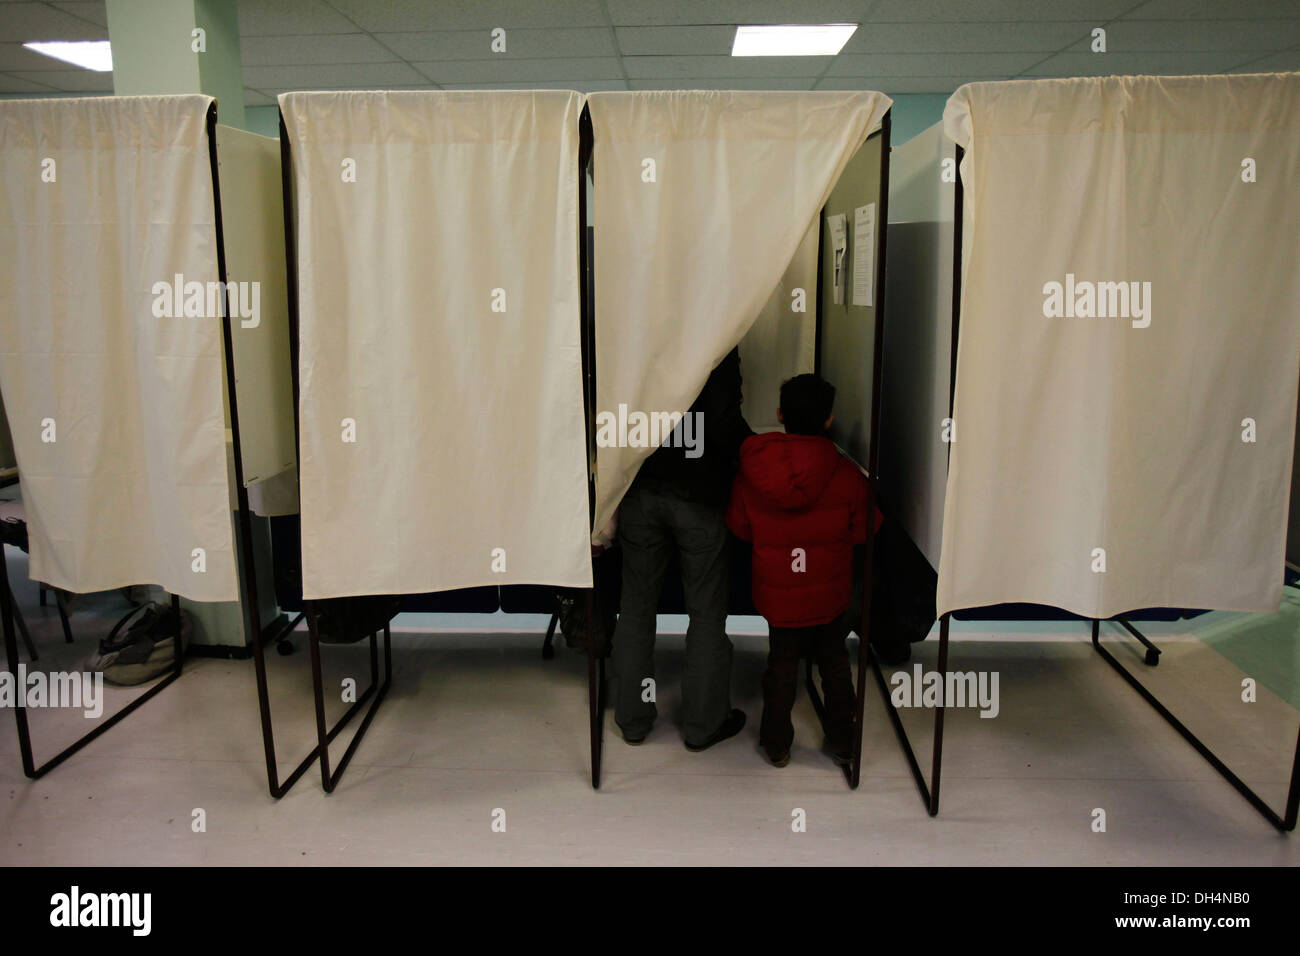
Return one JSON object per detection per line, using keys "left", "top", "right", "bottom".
{"left": 760, "top": 618, "right": 855, "bottom": 756}
{"left": 611, "top": 481, "right": 733, "bottom": 746}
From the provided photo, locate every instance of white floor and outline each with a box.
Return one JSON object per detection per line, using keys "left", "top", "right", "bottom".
{"left": 1, "top": 560, "right": 1298, "bottom": 866}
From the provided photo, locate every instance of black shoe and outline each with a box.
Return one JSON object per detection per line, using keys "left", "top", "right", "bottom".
{"left": 761, "top": 743, "right": 791, "bottom": 768}
{"left": 622, "top": 728, "right": 649, "bottom": 745}
{"left": 685, "top": 709, "right": 746, "bottom": 752}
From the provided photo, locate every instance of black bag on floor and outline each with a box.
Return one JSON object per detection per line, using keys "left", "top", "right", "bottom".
{"left": 314, "top": 595, "right": 402, "bottom": 644}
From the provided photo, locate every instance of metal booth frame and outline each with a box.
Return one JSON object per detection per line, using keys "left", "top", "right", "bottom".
{"left": 582, "top": 107, "right": 894, "bottom": 791}
{"left": 869, "top": 143, "right": 1300, "bottom": 831}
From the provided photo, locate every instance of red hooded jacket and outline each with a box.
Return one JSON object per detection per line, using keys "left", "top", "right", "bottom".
{"left": 725, "top": 432, "right": 880, "bottom": 628}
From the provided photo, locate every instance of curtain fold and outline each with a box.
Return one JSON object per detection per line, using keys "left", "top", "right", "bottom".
{"left": 588, "top": 90, "right": 891, "bottom": 532}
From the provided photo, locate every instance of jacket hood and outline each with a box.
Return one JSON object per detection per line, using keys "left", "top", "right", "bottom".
{"left": 738, "top": 432, "right": 843, "bottom": 511}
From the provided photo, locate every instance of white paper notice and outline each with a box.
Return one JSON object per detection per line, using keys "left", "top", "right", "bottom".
{"left": 828, "top": 213, "right": 847, "bottom": 305}
{"left": 852, "top": 202, "right": 875, "bottom": 306}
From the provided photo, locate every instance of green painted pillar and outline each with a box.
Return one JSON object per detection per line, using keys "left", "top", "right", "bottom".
{"left": 105, "top": 0, "right": 275, "bottom": 652}
{"left": 106, "top": 0, "right": 246, "bottom": 130}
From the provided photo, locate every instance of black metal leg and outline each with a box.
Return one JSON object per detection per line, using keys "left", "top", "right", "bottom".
{"left": 542, "top": 611, "right": 558, "bottom": 660}
{"left": 1092, "top": 617, "right": 1298, "bottom": 832}
{"left": 4, "top": 578, "right": 38, "bottom": 661}
{"left": 307, "top": 608, "right": 392, "bottom": 794}
{"left": 247, "top": 609, "right": 340, "bottom": 798}
{"left": 1, "top": 543, "right": 183, "bottom": 779}
{"left": 1115, "top": 615, "right": 1161, "bottom": 666}
{"left": 55, "top": 590, "right": 73, "bottom": 643}
{"left": 584, "top": 588, "right": 603, "bottom": 789}
{"left": 868, "top": 612, "right": 949, "bottom": 816}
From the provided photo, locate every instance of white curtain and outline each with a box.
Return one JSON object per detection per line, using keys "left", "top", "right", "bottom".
{"left": 0, "top": 95, "right": 237, "bottom": 601}
{"left": 588, "top": 90, "right": 891, "bottom": 532}
{"left": 280, "top": 91, "right": 591, "bottom": 599}
{"left": 938, "top": 73, "right": 1300, "bottom": 618}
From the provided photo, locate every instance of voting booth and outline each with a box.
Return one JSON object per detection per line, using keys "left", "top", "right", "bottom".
{"left": 0, "top": 95, "right": 293, "bottom": 782}
{"left": 587, "top": 90, "right": 892, "bottom": 786}
{"left": 277, "top": 90, "right": 592, "bottom": 790}
{"left": 877, "top": 73, "right": 1300, "bottom": 828}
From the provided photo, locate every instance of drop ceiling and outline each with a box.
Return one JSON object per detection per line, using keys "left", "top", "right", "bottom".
{"left": 0, "top": 0, "right": 1296, "bottom": 101}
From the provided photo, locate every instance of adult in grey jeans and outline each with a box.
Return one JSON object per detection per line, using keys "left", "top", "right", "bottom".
{"left": 612, "top": 349, "right": 752, "bottom": 750}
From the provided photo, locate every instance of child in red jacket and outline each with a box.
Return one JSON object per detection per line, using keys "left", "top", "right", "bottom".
{"left": 725, "top": 373, "right": 877, "bottom": 768}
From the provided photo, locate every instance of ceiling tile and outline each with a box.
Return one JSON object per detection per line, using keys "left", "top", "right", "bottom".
{"left": 867, "top": 0, "right": 1135, "bottom": 21}
{"left": 845, "top": 21, "right": 1097, "bottom": 53}
{"left": 0, "top": 71, "right": 61, "bottom": 92}
{"left": 375, "top": 27, "right": 616, "bottom": 60}
{"left": 1062, "top": 20, "right": 1300, "bottom": 52}
{"left": 240, "top": 34, "right": 400, "bottom": 66}
{"left": 1023, "top": 50, "right": 1252, "bottom": 76}
{"left": 262, "top": 84, "right": 436, "bottom": 98}
{"left": 7, "top": 67, "right": 112, "bottom": 91}
{"left": 325, "top": 0, "right": 607, "bottom": 32}
{"left": 1227, "top": 50, "right": 1300, "bottom": 73}
{"left": 443, "top": 79, "right": 629, "bottom": 91}
{"left": 816, "top": 75, "right": 974, "bottom": 93}
{"left": 627, "top": 77, "right": 818, "bottom": 90}
{"left": 0, "top": 41, "right": 83, "bottom": 70}
{"left": 623, "top": 55, "right": 831, "bottom": 78}
{"left": 242, "top": 61, "right": 428, "bottom": 88}
{"left": 237, "top": 0, "right": 374, "bottom": 35}
{"left": 614, "top": 26, "right": 736, "bottom": 55}
{"left": 829, "top": 52, "right": 1044, "bottom": 76}
{"left": 416, "top": 56, "right": 623, "bottom": 83}
{"left": 0, "top": 1, "right": 108, "bottom": 41}
{"left": 605, "top": 1, "right": 869, "bottom": 27}
{"left": 49, "top": 2, "right": 107, "bottom": 29}
{"left": 1124, "top": 0, "right": 1300, "bottom": 18}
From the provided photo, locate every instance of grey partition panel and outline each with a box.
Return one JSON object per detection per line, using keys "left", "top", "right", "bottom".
{"left": 214, "top": 124, "right": 297, "bottom": 486}
{"left": 818, "top": 129, "right": 884, "bottom": 472}
{"left": 878, "top": 122, "right": 956, "bottom": 570}
{"left": 0, "top": 392, "right": 13, "bottom": 478}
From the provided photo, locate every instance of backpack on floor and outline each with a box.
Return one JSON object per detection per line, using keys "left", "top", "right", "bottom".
{"left": 85, "top": 601, "right": 190, "bottom": 686}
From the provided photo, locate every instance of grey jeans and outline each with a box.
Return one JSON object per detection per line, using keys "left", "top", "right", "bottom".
{"left": 611, "top": 481, "right": 734, "bottom": 746}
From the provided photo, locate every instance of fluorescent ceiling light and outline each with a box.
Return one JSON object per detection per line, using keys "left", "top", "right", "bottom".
{"left": 23, "top": 41, "right": 113, "bottom": 72}
{"left": 731, "top": 24, "right": 857, "bottom": 57}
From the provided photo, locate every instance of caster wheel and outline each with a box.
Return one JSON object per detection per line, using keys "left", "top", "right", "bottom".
{"left": 276, "top": 640, "right": 294, "bottom": 656}
{"left": 542, "top": 644, "right": 555, "bottom": 660}
{"left": 1144, "top": 647, "right": 1159, "bottom": 666}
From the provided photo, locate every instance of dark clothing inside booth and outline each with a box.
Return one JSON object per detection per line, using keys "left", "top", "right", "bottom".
{"left": 612, "top": 348, "right": 753, "bottom": 746}
{"left": 635, "top": 348, "right": 753, "bottom": 509}
{"left": 761, "top": 617, "right": 856, "bottom": 758}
